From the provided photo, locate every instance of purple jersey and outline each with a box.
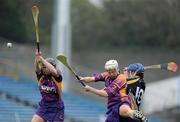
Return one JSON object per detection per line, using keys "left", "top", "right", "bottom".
{"left": 36, "top": 70, "right": 62, "bottom": 102}
{"left": 95, "top": 73, "right": 131, "bottom": 109}
{"left": 94, "top": 72, "right": 114, "bottom": 87}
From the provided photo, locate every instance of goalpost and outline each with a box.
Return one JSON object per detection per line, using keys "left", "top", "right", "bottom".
{"left": 51, "top": 0, "right": 71, "bottom": 92}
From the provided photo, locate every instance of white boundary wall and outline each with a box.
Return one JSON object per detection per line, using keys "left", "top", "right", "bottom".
{"left": 143, "top": 75, "right": 180, "bottom": 114}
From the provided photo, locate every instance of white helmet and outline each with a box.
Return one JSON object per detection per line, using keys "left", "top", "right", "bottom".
{"left": 104, "top": 59, "right": 119, "bottom": 70}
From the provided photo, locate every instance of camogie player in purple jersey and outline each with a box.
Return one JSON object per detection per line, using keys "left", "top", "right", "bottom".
{"left": 31, "top": 50, "right": 64, "bottom": 122}
{"left": 80, "top": 60, "right": 148, "bottom": 122}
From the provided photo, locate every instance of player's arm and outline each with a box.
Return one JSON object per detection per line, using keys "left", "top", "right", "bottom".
{"left": 80, "top": 72, "right": 107, "bottom": 83}
{"left": 34, "top": 56, "right": 40, "bottom": 71}
{"left": 40, "top": 57, "right": 58, "bottom": 76}
{"left": 84, "top": 85, "right": 108, "bottom": 97}
{"left": 79, "top": 76, "right": 95, "bottom": 83}
{"left": 34, "top": 50, "right": 41, "bottom": 72}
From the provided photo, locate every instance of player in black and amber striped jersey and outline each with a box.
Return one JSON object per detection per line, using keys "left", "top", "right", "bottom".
{"left": 123, "top": 63, "right": 145, "bottom": 111}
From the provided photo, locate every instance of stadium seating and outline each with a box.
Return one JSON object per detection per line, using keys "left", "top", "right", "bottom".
{"left": 0, "top": 76, "right": 106, "bottom": 122}
{"left": 0, "top": 97, "right": 34, "bottom": 122}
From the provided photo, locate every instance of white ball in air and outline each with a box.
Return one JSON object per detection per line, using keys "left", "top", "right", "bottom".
{"left": 7, "top": 43, "right": 12, "bottom": 48}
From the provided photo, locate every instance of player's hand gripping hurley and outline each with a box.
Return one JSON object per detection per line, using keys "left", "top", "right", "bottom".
{"left": 32, "top": 6, "right": 40, "bottom": 52}
{"left": 56, "top": 55, "right": 86, "bottom": 87}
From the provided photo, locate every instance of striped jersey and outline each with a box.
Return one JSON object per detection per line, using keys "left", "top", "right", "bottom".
{"left": 36, "top": 70, "right": 63, "bottom": 102}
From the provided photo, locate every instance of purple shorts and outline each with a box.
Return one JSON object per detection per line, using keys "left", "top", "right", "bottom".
{"left": 35, "top": 100, "right": 64, "bottom": 122}
{"left": 105, "top": 100, "right": 131, "bottom": 122}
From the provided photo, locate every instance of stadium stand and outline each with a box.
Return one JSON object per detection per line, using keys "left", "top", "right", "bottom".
{"left": 2, "top": 76, "right": 177, "bottom": 122}
{"left": 0, "top": 76, "right": 106, "bottom": 122}
{"left": 0, "top": 97, "right": 34, "bottom": 122}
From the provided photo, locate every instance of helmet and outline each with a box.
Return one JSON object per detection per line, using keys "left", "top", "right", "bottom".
{"left": 45, "top": 58, "right": 56, "bottom": 68}
{"left": 105, "top": 59, "right": 119, "bottom": 70}
{"left": 128, "top": 63, "right": 144, "bottom": 74}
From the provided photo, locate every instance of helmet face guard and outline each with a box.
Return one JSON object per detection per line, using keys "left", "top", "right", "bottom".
{"left": 128, "top": 63, "right": 144, "bottom": 74}
{"left": 45, "top": 58, "right": 56, "bottom": 68}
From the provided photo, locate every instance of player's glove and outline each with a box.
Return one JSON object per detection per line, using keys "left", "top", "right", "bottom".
{"left": 133, "top": 110, "right": 148, "bottom": 122}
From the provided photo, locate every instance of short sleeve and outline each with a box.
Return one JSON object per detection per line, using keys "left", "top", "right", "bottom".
{"left": 94, "top": 72, "right": 108, "bottom": 82}
{"left": 114, "top": 74, "right": 126, "bottom": 88}
{"left": 53, "top": 69, "right": 63, "bottom": 82}
{"left": 104, "top": 74, "right": 127, "bottom": 97}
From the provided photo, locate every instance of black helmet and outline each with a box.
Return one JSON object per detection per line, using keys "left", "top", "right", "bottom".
{"left": 45, "top": 58, "right": 56, "bottom": 68}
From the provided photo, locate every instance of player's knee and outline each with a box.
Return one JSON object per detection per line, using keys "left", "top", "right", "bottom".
{"left": 31, "top": 115, "right": 44, "bottom": 122}
{"left": 119, "top": 104, "right": 132, "bottom": 117}
{"left": 31, "top": 116, "right": 36, "bottom": 122}
{"left": 31, "top": 117, "right": 36, "bottom": 122}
